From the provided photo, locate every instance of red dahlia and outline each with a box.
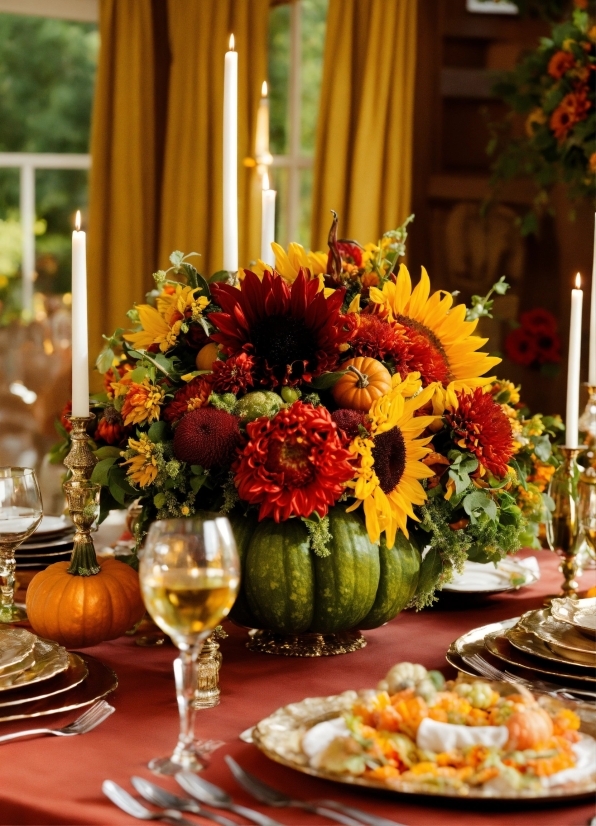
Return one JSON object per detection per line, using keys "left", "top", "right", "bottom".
{"left": 209, "top": 270, "right": 350, "bottom": 388}
{"left": 233, "top": 401, "right": 355, "bottom": 521}
{"left": 331, "top": 409, "right": 370, "bottom": 444}
{"left": 212, "top": 352, "right": 256, "bottom": 394}
{"left": 173, "top": 407, "right": 241, "bottom": 469}
{"left": 505, "top": 328, "right": 538, "bottom": 367}
{"left": 163, "top": 376, "right": 213, "bottom": 423}
{"left": 445, "top": 387, "right": 514, "bottom": 478}
{"left": 519, "top": 308, "right": 557, "bottom": 335}
{"left": 95, "top": 407, "right": 127, "bottom": 446}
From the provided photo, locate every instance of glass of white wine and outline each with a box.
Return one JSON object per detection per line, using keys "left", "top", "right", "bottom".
{"left": 139, "top": 515, "right": 239, "bottom": 775}
{"left": 0, "top": 467, "right": 43, "bottom": 623}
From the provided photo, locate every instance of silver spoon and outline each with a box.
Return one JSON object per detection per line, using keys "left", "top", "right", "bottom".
{"left": 102, "top": 780, "right": 195, "bottom": 825}
{"left": 131, "top": 776, "right": 238, "bottom": 826}
{"left": 176, "top": 770, "right": 284, "bottom": 826}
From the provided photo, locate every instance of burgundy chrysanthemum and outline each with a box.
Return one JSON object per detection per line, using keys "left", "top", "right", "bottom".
{"left": 331, "top": 409, "right": 370, "bottom": 444}
{"left": 233, "top": 401, "right": 355, "bottom": 521}
{"left": 173, "top": 407, "right": 241, "bottom": 469}
{"left": 163, "top": 376, "right": 213, "bottom": 424}
{"left": 445, "top": 388, "right": 514, "bottom": 478}
{"left": 209, "top": 270, "right": 350, "bottom": 388}
{"left": 212, "top": 352, "right": 256, "bottom": 394}
{"left": 505, "top": 328, "right": 538, "bottom": 367}
{"left": 349, "top": 313, "right": 410, "bottom": 363}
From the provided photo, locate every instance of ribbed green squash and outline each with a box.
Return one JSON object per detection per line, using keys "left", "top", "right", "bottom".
{"left": 230, "top": 506, "right": 419, "bottom": 635}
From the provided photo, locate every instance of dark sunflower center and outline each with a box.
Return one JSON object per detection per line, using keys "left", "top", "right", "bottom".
{"left": 266, "top": 438, "right": 314, "bottom": 486}
{"left": 251, "top": 315, "right": 316, "bottom": 368}
{"left": 372, "top": 426, "right": 407, "bottom": 494}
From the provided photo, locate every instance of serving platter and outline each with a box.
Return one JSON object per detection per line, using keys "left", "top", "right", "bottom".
{"left": 252, "top": 688, "right": 596, "bottom": 802}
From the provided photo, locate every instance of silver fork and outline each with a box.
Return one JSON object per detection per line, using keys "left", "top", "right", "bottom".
{"left": 176, "top": 770, "right": 284, "bottom": 826}
{"left": 131, "top": 776, "right": 238, "bottom": 826}
{"left": 0, "top": 700, "right": 114, "bottom": 743}
{"left": 226, "top": 756, "right": 408, "bottom": 826}
{"left": 463, "top": 653, "right": 596, "bottom": 701}
{"left": 103, "top": 780, "right": 195, "bottom": 825}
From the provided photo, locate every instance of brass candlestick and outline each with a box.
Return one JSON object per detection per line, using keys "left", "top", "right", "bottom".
{"left": 193, "top": 625, "right": 227, "bottom": 709}
{"left": 64, "top": 416, "right": 99, "bottom": 573}
{"left": 546, "top": 446, "right": 583, "bottom": 600}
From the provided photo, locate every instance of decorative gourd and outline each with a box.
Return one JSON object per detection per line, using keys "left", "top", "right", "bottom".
{"left": 229, "top": 506, "right": 420, "bottom": 635}
{"left": 332, "top": 357, "right": 392, "bottom": 412}
{"left": 195, "top": 342, "right": 219, "bottom": 371}
{"left": 506, "top": 706, "right": 554, "bottom": 750}
{"left": 26, "top": 545, "right": 146, "bottom": 649}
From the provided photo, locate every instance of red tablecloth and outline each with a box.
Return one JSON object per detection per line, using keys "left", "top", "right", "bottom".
{"left": 1, "top": 550, "right": 595, "bottom": 826}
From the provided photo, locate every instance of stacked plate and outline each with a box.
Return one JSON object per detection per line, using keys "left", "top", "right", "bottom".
{"left": 447, "top": 597, "right": 596, "bottom": 695}
{"left": 16, "top": 516, "right": 75, "bottom": 571}
{"left": 0, "top": 626, "right": 117, "bottom": 723}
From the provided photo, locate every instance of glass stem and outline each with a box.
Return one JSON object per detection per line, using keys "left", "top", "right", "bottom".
{"left": 172, "top": 642, "right": 202, "bottom": 767}
{"left": 0, "top": 545, "right": 16, "bottom": 613}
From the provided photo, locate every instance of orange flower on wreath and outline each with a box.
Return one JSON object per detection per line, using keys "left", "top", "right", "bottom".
{"left": 547, "top": 50, "right": 575, "bottom": 80}
{"left": 589, "top": 153, "right": 596, "bottom": 174}
{"left": 121, "top": 380, "right": 165, "bottom": 426}
{"left": 550, "top": 89, "right": 592, "bottom": 142}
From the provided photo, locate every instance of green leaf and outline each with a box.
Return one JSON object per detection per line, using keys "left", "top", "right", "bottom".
{"left": 109, "top": 466, "right": 137, "bottom": 495}
{"left": 533, "top": 434, "right": 552, "bottom": 462}
{"left": 416, "top": 547, "right": 443, "bottom": 601}
{"left": 190, "top": 475, "right": 207, "bottom": 493}
{"left": 169, "top": 250, "right": 184, "bottom": 267}
{"left": 91, "top": 457, "right": 117, "bottom": 486}
{"left": 209, "top": 270, "right": 231, "bottom": 284}
{"left": 148, "top": 421, "right": 169, "bottom": 443}
{"left": 190, "top": 465, "right": 204, "bottom": 475}
{"left": 153, "top": 492, "right": 166, "bottom": 509}
{"left": 309, "top": 371, "right": 347, "bottom": 390}
{"left": 463, "top": 491, "right": 498, "bottom": 523}
{"left": 96, "top": 347, "right": 115, "bottom": 375}
{"left": 94, "top": 446, "right": 122, "bottom": 460}
{"left": 98, "top": 487, "right": 122, "bottom": 524}
{"left": 128, "top": 366, "right": 150, "bottom": 383}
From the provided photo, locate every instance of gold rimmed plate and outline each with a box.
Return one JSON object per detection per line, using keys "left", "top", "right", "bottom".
{"left": 0, "top": 638, "right": 69, "bottom": 692}
{"left": 485, "top": 632, "right": 596, "bottom": 686}
{"left": 451, "top": 616, "right": 519, "bottom": 659}
{"left": 0, "top": 627, "right": 36, "bottom": 675}
{"left": 506, "top": 626, "right": 596, "bottom": 672}
{"left": 0, "top": 654, "right": 88, "bottom": 708}
{"left": 518, "top": 609, "right": 596, "bottom": 666}
{"left": 252, "top": 688, "right": 596, "bottom": 802}
{"left": 551, "top": 597, "right": 596, "bottom": 638}
{"left": 0, "top": 654, "right": 116, "bottom": 723}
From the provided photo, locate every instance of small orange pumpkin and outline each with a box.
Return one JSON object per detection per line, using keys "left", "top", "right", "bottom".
{"left": 506, "top": 706, "right": 554, "bottom": 750}
{"left": 26, "top": 556, "right": 146, "bottom": 649}
{"left": 332, "top": 357, "right": 392, "bottom": 412}
{"left": 196, "top": 342, "right": 219, "bottom": 371}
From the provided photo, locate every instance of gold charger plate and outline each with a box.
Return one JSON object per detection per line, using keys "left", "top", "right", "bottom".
{"left": 506, "top": 627, "right": 596, "bottom": 672}
{"left": 518, "top": 610, "right": 596, "bottom": 666}
{"left": 0, "top": 654, "right": 117, "bottom": 722}
{"left": 0, "top": 627, "right": 36, "bottom": 674}
{"left": 0, "top": 638, "right": 69, "bottom": 692}
{"left": 0, "top": 654, "right": 88, "bottom": 708}
{"left": 485, "top": 632, "right": 596, "bottom": 686}
{"left": 551, "top": 598, "right": 596, "bottom": 638}
{"left": 252, "top": 688, "right": 596, "bottom": 802}
{"left": 451, "top": 616, "right": 519, "bottom": 660}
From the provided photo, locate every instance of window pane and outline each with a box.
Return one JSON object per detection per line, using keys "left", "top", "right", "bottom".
{"left": 271, "top": 165, "right": 289, "bottom": 249}
{"left": 268, "top": 4, "right": 290, "bottom": 156}
{"left": 300, "top": 0, "right": 328, "bottom": 156}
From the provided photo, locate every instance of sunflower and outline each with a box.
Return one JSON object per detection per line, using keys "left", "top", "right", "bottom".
{"left": 122, "top": 434, "right": 159, "bottom": 488}
{"left": 256, "top": 242, "right": 327, "bottom": 283}
{"left": 346, "top": 374, "right": 436, "bottom": 547}
{"left": 209, "top": 270, "right": 351, "bottom": 388}
{"left": 124, "top": 285, "right": 209, "bottom": 353}
{"left": 369, "top": 265, "right": 500, "bottom": 412}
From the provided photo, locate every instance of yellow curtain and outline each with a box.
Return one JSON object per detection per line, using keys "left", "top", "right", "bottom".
{"left": 158, "top": 0, "right": 269, "bottom": 276}
{"left": 88, "top": 0, "right": 268, "bottom": 366}
{"left": 310, "top": 0, "right": 418, "bottom": 250}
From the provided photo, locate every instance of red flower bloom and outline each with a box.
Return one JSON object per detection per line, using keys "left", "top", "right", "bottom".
{"left": 173, "top": 407, "right": 241, "bottom": 469}
{"left": 163, "top": 376, "right": 213, "bottom": 423}
{"left": 505, "top": 328, "right": 538, "bottom": 367}
{"left": 96, "top": 409, "right": 127, "bottom": 446}
{"left": 233, "top": 401, "right": 355, "bottom": 521}
{"left": 60, "top": 400, "right": 72, "bottom": 432}
{"left": 327, "top": 241, "right": 363, "bottom": 273}
{"left": 210, "top": 270, "right": 350, "bottom": 388}
{"left": 550, "top": 88, "right": 592, "bottom": 141}
{"left": 548, "top": 50, "right": 575, "bottom": 80}
{"left": 536, "top": 332, "right": 562, "bottom": 364}
{"left": 331, "top": 409, "right": 370, "bottom": 445}
{"left": 520, "top": 308, "right": 557, "bottom": 335}
{"left": 104, "top": 362, "right": 133, "bottom": 400}
{"left": 445, "top": 388, "right": 514, "bottom": 478}
{"left": 212, "top": 352, "right": 256, "bottom": 394}
{"left": 349, "top": 313, "right": 409, "bottom": 362}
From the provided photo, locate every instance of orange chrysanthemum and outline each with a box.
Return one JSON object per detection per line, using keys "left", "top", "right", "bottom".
{"left": 163, "top": 376, "right": 213, "bottom": 424}
{"left": 121, "top": 380, "right": 165, "bottom": 426}
{"left": 445, "top": 387, "right": 514, "bottom": 478}
{"left": 550, "top": 89, "right": 592, "bottom": 141}
{"left": 547, "top": 50, "right": 575, "bottom": 80}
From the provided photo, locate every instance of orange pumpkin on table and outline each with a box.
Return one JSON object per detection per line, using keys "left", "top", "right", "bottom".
{"left": 332, "top": 357, "right": 392, "bottom": 412}
{"left": 26, "top": 546, "right": 145, "bottom": 649}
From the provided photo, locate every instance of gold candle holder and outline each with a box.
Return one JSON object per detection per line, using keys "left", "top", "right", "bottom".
{"left": 546, "top": 446, "right": 583, "bottom": 601}
{"left": 63, "top": 415, "right": 100, "bottom": 574}
{"left": 193, "top": 626, "right": 227, "bottom": 709}
{"left": 64, "top": 415, "right": 98, "bottom": 483}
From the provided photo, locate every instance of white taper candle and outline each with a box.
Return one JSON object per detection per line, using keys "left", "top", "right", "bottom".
{"left": 223, "top": 34, "right": 238, "bottom": 273}
{"left": 261, "top": 172, "right": 276, "bottom": 267}
{"left": 71, "top": 210, "right": 89, "bottom": 418}
{"left": 566, "top": 273, "right": 583, "bottom": 448}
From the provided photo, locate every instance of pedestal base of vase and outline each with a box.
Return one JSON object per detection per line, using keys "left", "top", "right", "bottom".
{"left": 148, "top": 749, "right": 204, "bottom": 776}
{"left": 246, "top": 629, "right": 366, "bottom": 657}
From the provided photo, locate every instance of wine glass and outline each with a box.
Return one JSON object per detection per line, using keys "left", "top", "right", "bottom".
{"left": 139, "top": 515, "right": 239, "bottom": 775}
{"left": 0, "top": 467, "right": 43, "bottom": 622}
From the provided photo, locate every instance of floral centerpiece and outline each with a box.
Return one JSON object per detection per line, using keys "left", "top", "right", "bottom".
{"left": 52, "top": 217, "right": 558, "bottom": 651}
{"left": 488, "top": 5, "right": 595, "bottom": 234}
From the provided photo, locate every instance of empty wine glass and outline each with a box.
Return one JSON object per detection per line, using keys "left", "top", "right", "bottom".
{"left": 0, "top": 467, "right": 43, "bottom": 622}
{"left": 138, "top": 515, "right": 239, "bottom": 775}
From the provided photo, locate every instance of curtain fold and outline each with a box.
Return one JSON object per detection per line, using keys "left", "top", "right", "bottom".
{"left": 88, "top": 0, "right": 268, "bottom": 364}
{"left": 158, "top": 0, "right": 268, "bottom": 277}
{"left": 310, "top": 0, "right": 418, "bottom": 251}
